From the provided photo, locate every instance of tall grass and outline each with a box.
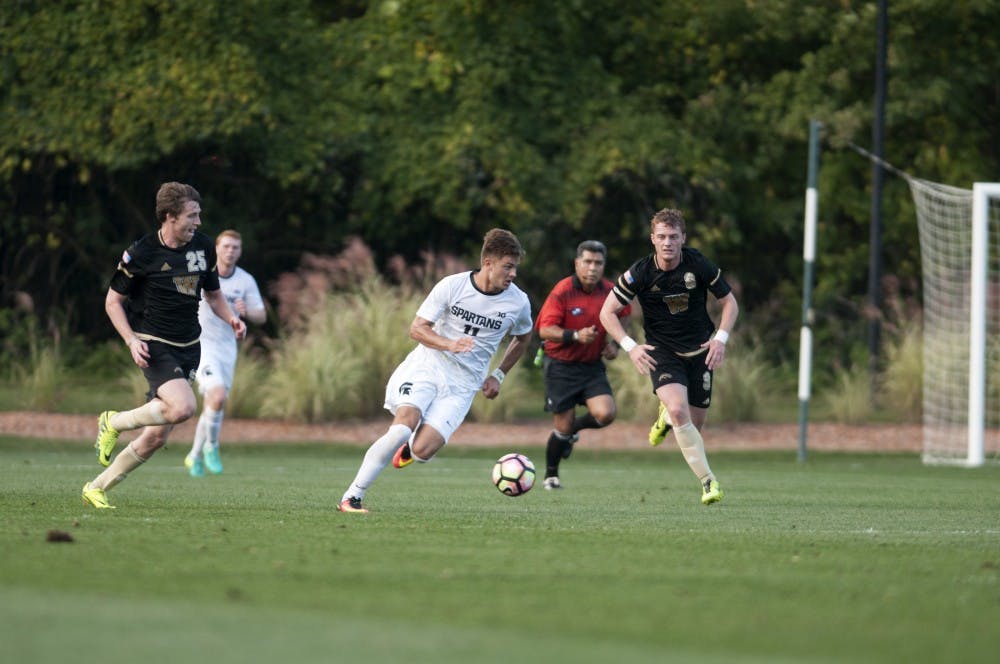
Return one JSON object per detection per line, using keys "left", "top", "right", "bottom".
{"left": 604, "top": 347, "right": 659, "bottom": 424}
{"left": 712, "top": 339, "right": 780, "bottom": 422}
{"left": 467, "top": 347, "right": 537, "bottom": 423}
{"left": 15, "top": 343, "right": 64, "bottom": 410}
{"left": 258, "top": 279, "right": 420, "bottom": 422}
{"left": 819, "top": 363, "right": 874, "bottom": 424}
{"left": 880, "top": 320, "right": 923, "bottom": 421}
{"left": 226, "top": 346, "right": 270, "bottom": 418}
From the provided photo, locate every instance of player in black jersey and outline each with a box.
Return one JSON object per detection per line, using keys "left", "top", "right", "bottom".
{"left": 600, "top": 208, "right": 738, "bottom": 505}
{"left": 82, "top": 182, "right": 246, "bottom": 509}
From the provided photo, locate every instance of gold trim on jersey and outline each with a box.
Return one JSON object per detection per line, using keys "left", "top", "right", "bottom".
{"left": 135, "top": 333, "right": 200, "bottom": 348}
{"left": 708, "top": 268, "right": 722, "bottom": 286}
{"left": 676, "top": 346, "right": 708, "bottom": 358}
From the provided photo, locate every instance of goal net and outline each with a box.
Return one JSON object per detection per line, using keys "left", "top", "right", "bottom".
{"left": 910, "top": 179, "right": 1000, "bottom": 466}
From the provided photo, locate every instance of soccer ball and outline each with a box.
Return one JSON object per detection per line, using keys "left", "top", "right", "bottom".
{"left": 492, "top": 453, "right": 535, "bottom": 497}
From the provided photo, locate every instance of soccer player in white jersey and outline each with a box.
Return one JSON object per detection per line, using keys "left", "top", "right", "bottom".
{"left": 338, "top": 228, "right": 533, "bottom": 513}
{"left": 184, "top": 230, "right": 266, "bottom": 477}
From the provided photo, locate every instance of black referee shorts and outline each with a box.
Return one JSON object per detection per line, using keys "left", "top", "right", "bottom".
{"left": 542, "top": 357, "right": 613, "bottom": 413}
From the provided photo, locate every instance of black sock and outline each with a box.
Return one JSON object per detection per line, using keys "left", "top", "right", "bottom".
{"left": 572, "top": 413, "right": 605, "bottom": 434}
{"left": 545, "top": 431, "right": 571, "bottom": 477}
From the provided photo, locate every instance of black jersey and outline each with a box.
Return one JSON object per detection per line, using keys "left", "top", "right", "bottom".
{"left": 612, "top": 247, "right": 731, "bottom": 355}
{"left": 109, "top": 230, "right": 220, "bottom": 345}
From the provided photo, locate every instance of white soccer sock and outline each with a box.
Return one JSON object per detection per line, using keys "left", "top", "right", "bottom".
{"left": 192, "top": 406, "right": 223, "bottom": 456}
{"left": 90, "top": 444, "right": 147, "bottom": 491}
{"left": 110, "top": 400, "right": 167, "bottom": 432}
{"left": 342, "top": 424, "right": 412, "bottom": 502}
{"left": 673, "top": 422, "right": 715, "bottom": 484}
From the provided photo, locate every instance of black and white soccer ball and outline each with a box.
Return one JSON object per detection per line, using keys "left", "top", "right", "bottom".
{"left": 491, "top": 453, "right": 536, "bottom": 497}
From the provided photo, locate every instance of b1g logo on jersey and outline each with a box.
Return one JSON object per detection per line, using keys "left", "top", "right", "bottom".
{"left": 684, "top": 272, "right": 696, "bottom": 289}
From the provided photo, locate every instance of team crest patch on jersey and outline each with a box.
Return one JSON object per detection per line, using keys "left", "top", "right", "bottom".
{"left": 684, "top": 272, "right": 696, "bottom": 289}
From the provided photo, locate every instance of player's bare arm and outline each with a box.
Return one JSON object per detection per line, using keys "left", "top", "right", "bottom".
{"left": 204, "top": 288, "right": 246, "bottom": 340}
{"left": 700, "top": 292, "right": 739, "bottom": 371}
{"left": 409, "top": 316, "right": 475, "bottom": 353}
{"left": 599, "top": 292, "right": 655, "bottom": 375}
{"left": 481, "top": 331, "right": 531, "bottom": 399}
{"left": 234, "top": 298, "right": 267, "bottom": 325}
{"left": 105, "top": 288, "right": 149, "bottom": 368}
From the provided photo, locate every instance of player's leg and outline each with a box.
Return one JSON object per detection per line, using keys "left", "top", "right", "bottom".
{"left": 541, "top": 360, "right": 582, "bottom": 481}
{"left": 339, "top": 406, "right": 420, "bottom": 513}
{"left": 685, "top": 356, "right": 722, "bottom": 504}
{"left": 95, "top": 341, "right": 186, "bottom": 467}
{"left": 544, "top": 409, "right": 575, "bottom": 489}
{"left": 656, "top": 386, "right": 722, "bottom": 505}
{"left": 198, "top": 385, "right": 228, "bottom": 475}
{"left": 83, "top": 424, "right": 173, "bottom": 509}
{"left": 194, "top": 348, "right": 235, "bottom": 475}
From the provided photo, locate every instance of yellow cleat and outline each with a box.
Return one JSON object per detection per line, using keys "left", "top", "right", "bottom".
{"left": 95, "top": 410, "right": 120, "bottom": 467}
{"left": 82, "top": 482, "right": 115, "bottom": 509}
{"left": 701, "top": 479, "right": 724, "bottom": 506}
{"left": 648, "top": 403, "right": 673, "bottom": 446}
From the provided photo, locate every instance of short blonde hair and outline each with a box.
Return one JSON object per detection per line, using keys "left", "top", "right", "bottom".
{"left": 651, "top": 208, "right": 686, "bottom": 234}
{"left": 216, "top": 229, "right": 242, "bottom": 245}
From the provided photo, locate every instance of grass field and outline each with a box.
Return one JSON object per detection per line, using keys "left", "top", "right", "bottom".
{"left": 1, "top": 437, "right": 998, "bottom": 663}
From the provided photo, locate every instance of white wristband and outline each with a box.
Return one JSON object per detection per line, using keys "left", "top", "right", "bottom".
{"left": 713, "top": 330, "right": 729, "bottom": 344}
{"left": 490, "top": 368, "right": 506, "bottom": 384}
{"left": 619, "top": 336, "right": 637, "bottom": 353}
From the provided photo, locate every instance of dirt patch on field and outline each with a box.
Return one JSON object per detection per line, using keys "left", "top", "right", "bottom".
{"left": 0, "top": 410, "right": 922, "bottom": 453}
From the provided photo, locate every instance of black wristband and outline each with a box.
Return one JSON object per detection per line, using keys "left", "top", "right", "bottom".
{"left": 562, "top": 329, "right": 574, "bottom": 344}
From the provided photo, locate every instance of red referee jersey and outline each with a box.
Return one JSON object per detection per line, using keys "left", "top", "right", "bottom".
{"left": 536, "top": 275, "right": 631, "bottom": 363}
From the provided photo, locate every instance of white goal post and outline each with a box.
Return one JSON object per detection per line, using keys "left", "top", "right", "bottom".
{"left": 911, "top": 180, "right": 1000, "bottom": 466}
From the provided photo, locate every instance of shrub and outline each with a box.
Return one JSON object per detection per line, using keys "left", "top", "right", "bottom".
{"left": 880, "top": 320, "right": 923, "bottom": 422}
{"left": 819, "top": 364, "right": 873, "bottom": 424}
{"left": 259, "top": 279, "right": 420, "bottom": 422}
{"left": 604, "top": 346, "right": 658, "bottom": 424}
{"left": 712, "top": 340, "right": 780, "bottom": 423}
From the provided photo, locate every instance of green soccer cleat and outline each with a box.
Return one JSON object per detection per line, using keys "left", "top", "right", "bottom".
{"left": 701, "top": 479, "right": 724, "bottom": 506}
{"left": 648, "top": 403, "right": 673, "bottom": 446}
{"left": 82, "top": 482, "right": 115, "bottom": 509}
{"left": 95, "top": 410, "right": 120, "bottom": 467}
{"left": 203, "top": 445, "right": 223, "bottom": 475}
{"left": 185, "top": 453, "right": 205, "bottom": 478}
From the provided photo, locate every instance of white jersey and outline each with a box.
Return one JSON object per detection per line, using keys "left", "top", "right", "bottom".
{"left": 198, "top": 265, "right": 263, "bottom": 354}
{"left": 405, "top": 271, "right": 533, "bottom": 392}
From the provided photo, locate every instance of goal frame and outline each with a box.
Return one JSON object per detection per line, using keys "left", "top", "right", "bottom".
{"left": 923, "top": 182, "right": 1000, "bottom": 467}
{"left": 959, "top": 182, "right": 1000, "bottom": 467}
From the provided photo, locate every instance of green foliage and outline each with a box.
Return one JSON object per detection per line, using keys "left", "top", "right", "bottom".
{"left": 1, "top": 0, "right": 999, "bottom": 385}
{"left": 3, "top": 441, "right": 1000, "bottom": 663}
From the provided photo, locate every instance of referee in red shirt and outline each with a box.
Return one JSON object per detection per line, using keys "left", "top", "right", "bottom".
{"left": 535, "top": 240, "right": 631, "bottom": 489}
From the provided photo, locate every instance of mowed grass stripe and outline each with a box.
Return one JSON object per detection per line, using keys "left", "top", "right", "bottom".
{"left": 1, "top": 437, "right": 998, "bottom": 664}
